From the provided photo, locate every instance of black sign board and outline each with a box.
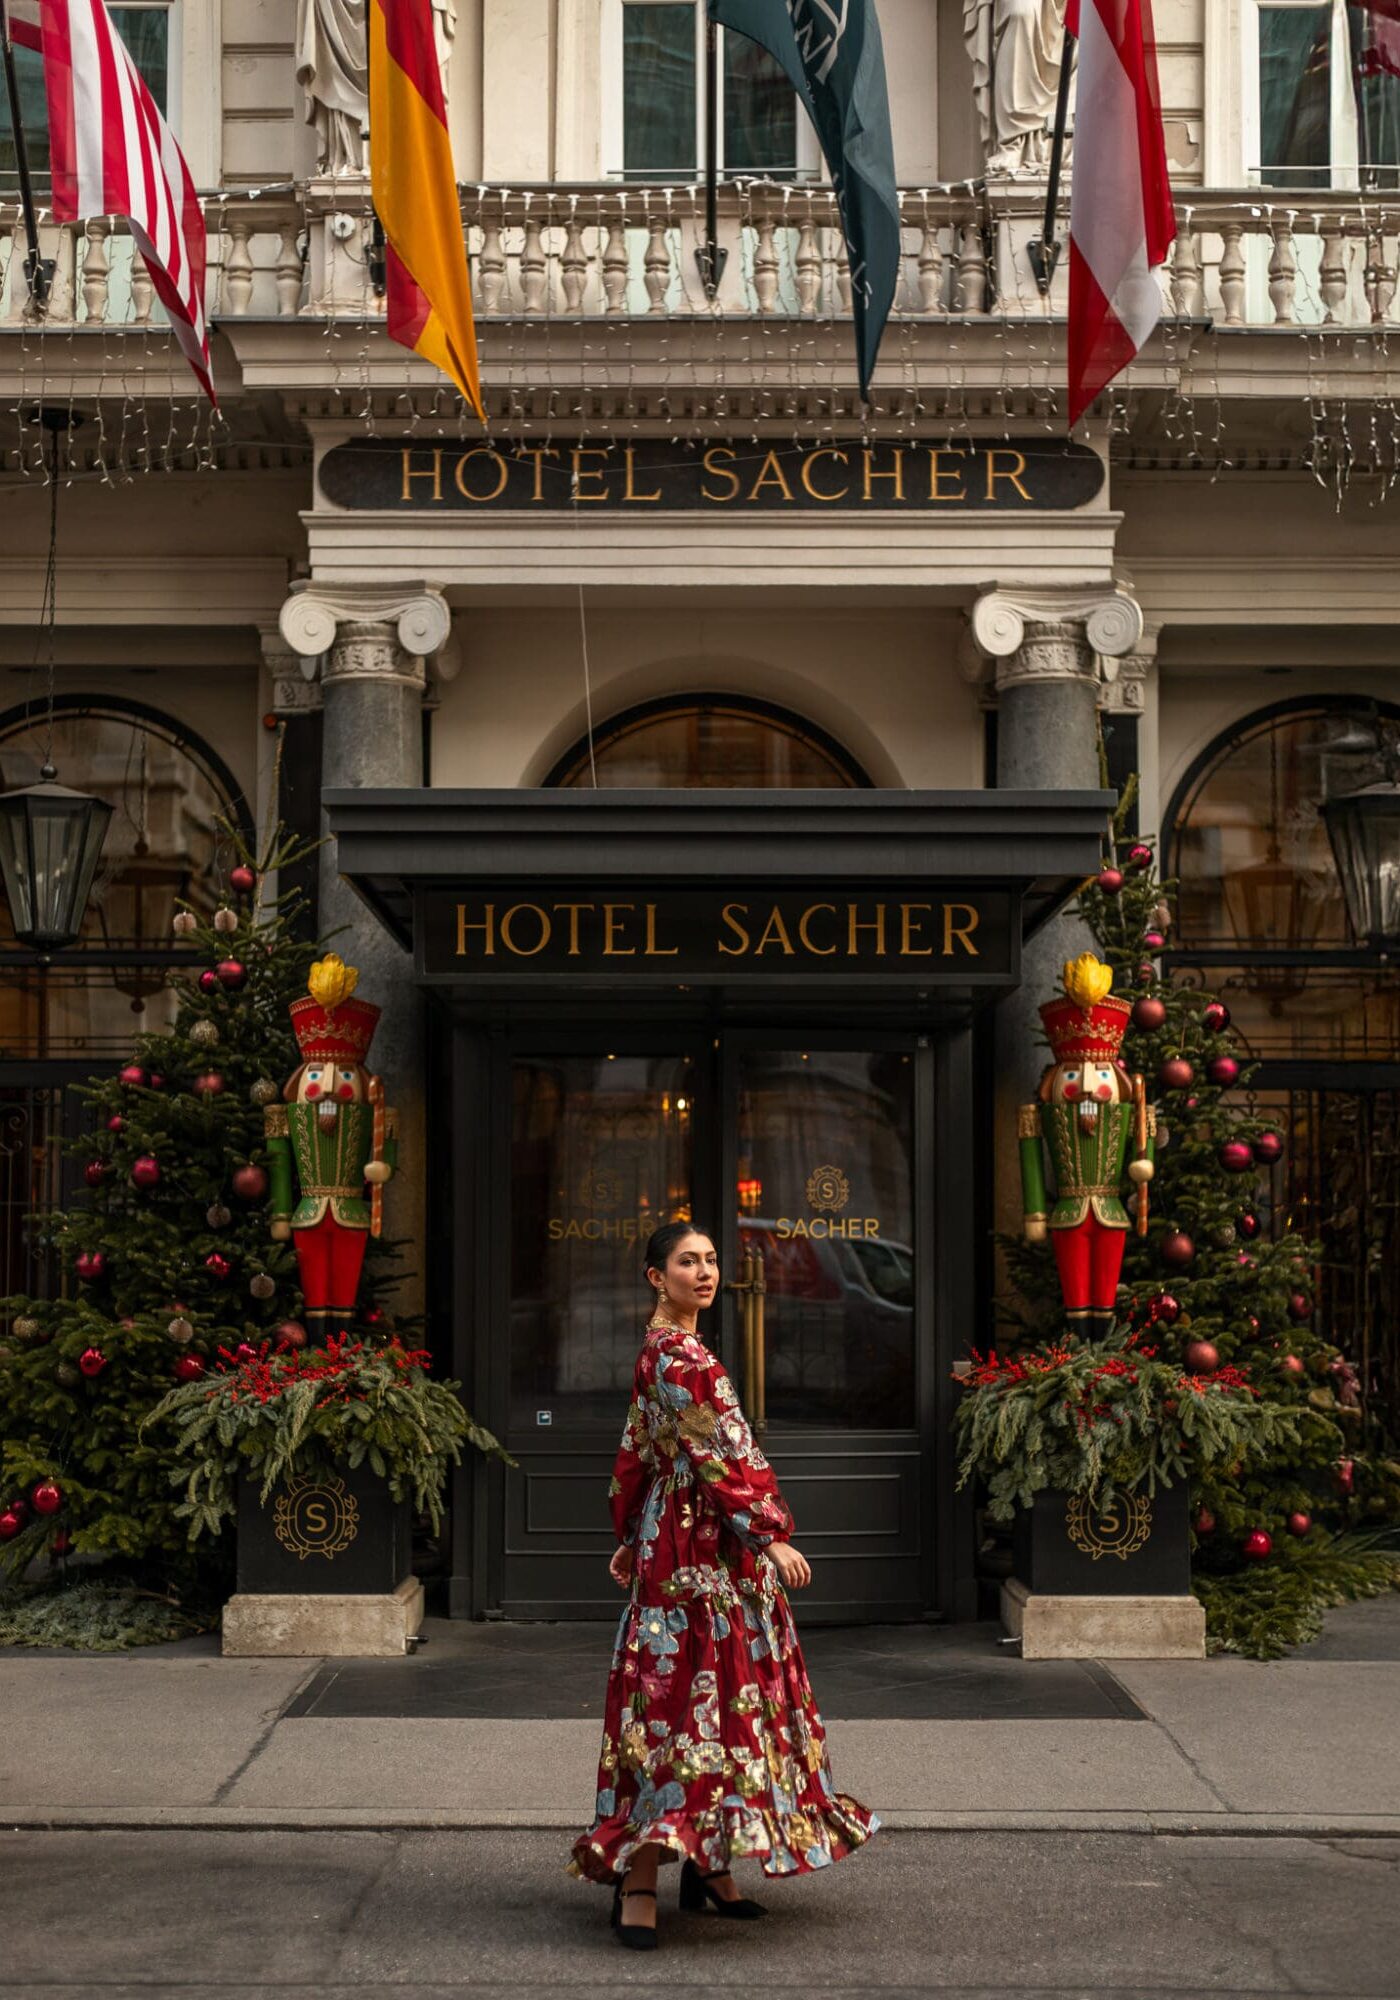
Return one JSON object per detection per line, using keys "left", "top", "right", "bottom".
{"left": 319, "top": 437, "right": 1104, "bottom": 514}
{"left": 419, "top": 887, "right": 1016, "bottom": 983}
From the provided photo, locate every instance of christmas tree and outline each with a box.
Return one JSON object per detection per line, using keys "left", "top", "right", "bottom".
{"left": 1003, "top": 786, "right": 1400, "bottom": 1656}
{"left": 0, "top": 826, "right": 410, "bottom": 1607}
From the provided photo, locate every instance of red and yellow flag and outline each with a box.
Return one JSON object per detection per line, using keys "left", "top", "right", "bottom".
{"left": 369, "top": 0, "right": 483, "bottom": 419}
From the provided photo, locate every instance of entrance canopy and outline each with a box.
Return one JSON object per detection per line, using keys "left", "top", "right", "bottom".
{"left": 325, "top": 789, "right": 1113, "bottom": 1007}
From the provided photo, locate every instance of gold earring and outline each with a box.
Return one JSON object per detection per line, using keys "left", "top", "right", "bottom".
{"left": 657, "top": 1282, "right": 669, "bottom": 1304}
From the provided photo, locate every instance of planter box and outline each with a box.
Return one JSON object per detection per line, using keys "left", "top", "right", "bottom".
{"left": 1011, "top": 1479, "right": 1192, "bottom": 1597}
{"left": 234, "top": 1463, "right": 412, "bottom": 1597}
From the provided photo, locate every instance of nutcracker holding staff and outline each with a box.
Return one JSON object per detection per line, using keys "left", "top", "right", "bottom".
{"left": 1018, "top": 954, "right": 1156, "bottom": 1337}
{"left": 264, "top": 954, "right": 397, "bottom": 1338}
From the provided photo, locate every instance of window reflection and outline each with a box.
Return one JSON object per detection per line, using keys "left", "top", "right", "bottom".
{"left": 551, "top": 697, "right": 866, "bottom": 789}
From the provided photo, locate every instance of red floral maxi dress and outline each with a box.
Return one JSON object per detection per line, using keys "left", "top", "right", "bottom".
{"left": 566, "top": 1319, "right": 880, "bottom": 1886}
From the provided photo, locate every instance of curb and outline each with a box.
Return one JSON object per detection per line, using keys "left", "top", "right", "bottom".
{"left": 7, "top": 1807, "right": 1400, "bottom": 1838}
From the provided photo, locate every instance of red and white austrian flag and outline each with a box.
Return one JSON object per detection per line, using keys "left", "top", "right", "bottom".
{"left": 1065, "top": 0, "right": 1175, "bottom": 426}
{"left": 9, "top": 0, "right": 215, "bottom": 404}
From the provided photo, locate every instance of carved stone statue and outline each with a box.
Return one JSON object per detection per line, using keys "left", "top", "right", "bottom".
{"left": 964, "top": 0, "right": 1073, "bottom": 178}
{"left": 296, "top": 0, "right": 368, "bottom": 176}
{"left": 431, "top": 0, "right": 456, "bottom": 103}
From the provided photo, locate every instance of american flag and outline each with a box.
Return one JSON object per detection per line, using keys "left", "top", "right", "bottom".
{"left": 7, "top": 0, "right": 215, "bottom": 403}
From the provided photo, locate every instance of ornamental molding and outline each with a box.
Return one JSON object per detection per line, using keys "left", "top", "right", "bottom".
{"left": 968, "top": 587, "right": 1145, "bottom": 666}
{"left": 279, "top": 580, "right": 451, "bottom": 663}
{"left": 323, "top": 620, "right": 429, "bottom": 693}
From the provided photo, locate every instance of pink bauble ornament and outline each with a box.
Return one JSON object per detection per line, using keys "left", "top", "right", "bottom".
{"left": 1253, "top": 1131, "right": 1284, "bottom": 1165}
{"left": 0, "top": 1509, "right": 21, "bottom": 1541}
{"left": 1159, "top": 1058, "right": 1194, "bottom": 1091}
{"left": 119, "top": 1064, "right": 147, "bottom": 1088}
{"left": 131, "top": 1155, "right": 161, "bottom": 1190}
{"left": 173, "top": 1355, "right": 206, "bottom": 1383}
{"left": 147, "top": 1074, "right": 165, "bottom": 1091}
{"left": 1202, "top": 1001, "right": 1230, "bottom": 1034}
{"left": 1127, "top": 843, "right": 1154, "bottom": 871}
{"left": 1337, "top": 1458, "right": 1356, "bottom": 1495}
{"left": 1280, "top": 1354, "right": 1306, "bottom": 1377}
{"left": 1194, "top": 1508, "right": 1216, "bottom": 1537}
{"left": 74, "top": 1250, "right": 106, "bottom": 1282}
{"left": 31, "top": 1480, "right": 62, "bottom": 1516}
{"left": 106, "top": 1114, "right": 124, "bottom": 1134}
{"left": 1238, "top": 1211, "right": 1260, "bottom": 1240}
{"left": 204, "top": 1253, "right": 231, "bottom": 1281}
{"left": 193, "top": 1072, "right": 225, "bottom": 1097}
{"left": 1097, "top": 868, "right": 1124, "bottom": 895}
{"left": 231, "top": 1164, "right": 268, "bottom": 1203}
{"left": 1143, "top": 930, "right": 1167, "bottom": 951}
{"left": 274, "top": 1321, "right": 307, "bottom": 1351}
{"left": 1185, "top": 1340, "right": 1220, "bottom": 1374}
{"left": 1287, "top": 1292, "right": 1313, "bottom": 1323}
{"left": 198, "top": 969, "right": 220, "bottom": 994}
{"left": 216, "top": 959, "right": 247, "bottom": 991}
{"left": 1132, "top": 996, "right": 1167, "bottom": 1031}
{"left": 234, "top": 1342, "right": 258, "bottom": 1363}
{"left": 1287, "top": 1512, "right": 1312, "bottom": 1538}
{"left": 1218, "top": 1141, "right": 1254, "bottom": 1173}
{"left": 1207, "top": 1056, "right": 1240, "bottom": 1087}
{"left": 79, "top": 1347, "right": 107, "bottom": 1378}
{"left": 1153, "top": 1292, "right": 1182, "bottom": 1325}
{"left": 83, "top": 1160, "right": 108, "bottom": 1187}
{"left": 1242, "top": 1530, "right": 1273, "bottom": 1561}
{"left": 229, "top": 864, "right": 256, "bottom": 894}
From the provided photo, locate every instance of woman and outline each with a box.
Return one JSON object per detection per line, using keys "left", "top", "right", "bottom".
{"left": 566, "top": 1223, "right": 879, "bottom": 1948}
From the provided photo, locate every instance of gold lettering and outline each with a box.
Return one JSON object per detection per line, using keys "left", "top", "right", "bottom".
{"left": 754, "top": 905, "right": 796, "bottom": 955}
{"left": 401, "top": 448, "right": 443, "bottom": 502}
{"left": 583, "top": 1219, "right": 602, "bottom": 1240}
{"left": 864, "top": 1218, "right": 880, "bottom": 1238}
{"left": 547, "top": 1219, "right": 564, "bottom": 1240}
{"left": 798, "top": 903, "right": 838, "bottom": 956}
{"left": 603, "top": 903, "right": 636, "bottom": 955}
{"left": 776, "top": 1219, "right": 793, "bottom": 1240}
{"left": 749, "top": 450, "right": 796, "bottom": 502}
{"left": 985, "top": 448, "right": 1032, "bottom": 503}
{"left": 790, "top": 1218, "right": 811, "bottom": 1237}
{"left": 701, "top": 447, "right": 741, "bottom": 502}
{"left": 810, "top": 1217, "right": 829, "bottom": 1238}
{"left": 847, "top": 903, "right": 888, "bottom": 956}
{"left": 645, "top": 903, "right": 679, "bottom": 957}
{"left": 719, "top": 904, "right": 751, "bottom": 955}
{"left": 563, "top": 1219, "right": 583, "bottom": 1240}
{"left": 499, "top": 903, "right": 551, "bottom": 956}
{"left": 570, "top": 446, "right": 612, "bottom": 501}
{"left": 900, "top": 903, "right": 934, "bottom": 956}
{"left": 304, "top": 1500, "right": 329, "bottom": 1534}
{"left": 862, "top": 446, "right": 905, "bottom": 501}
{"left": 624, "top": 447, "right": 663, "bottom": 502}
{"left": 927, "top": 448, "right": 968, "bottom": 502}
{"left": 520, "top": 446, "right": 560, "bottom": 502}
{"left": 554, "top": 903, "right": 595, "bottom": 956}
{"left": 799, "top": 448, "right": 849, "bottom": 502}
{"left": 455, "top": 902, "right": 496, "bottom": 957}
{"left": 942, "top": 903, "right": 981, "bottom": 956}
{"left": 453, "top": 448, "right": 509, "bottom": 502}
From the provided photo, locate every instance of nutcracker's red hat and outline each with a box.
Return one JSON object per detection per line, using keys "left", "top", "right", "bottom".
{"left": 1040, "top": 992, "right": 1132, "bottom": 1065}
{"left": 289, "top": 994, "right": 380, "bottom": 1066}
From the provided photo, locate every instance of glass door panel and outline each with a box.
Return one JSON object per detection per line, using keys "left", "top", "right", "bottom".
{"left": 509, "top": 1053, "right": 696, "bottom": 1431}
{"left": 734, "top": 1048, "right": 916, "bottom": 1430}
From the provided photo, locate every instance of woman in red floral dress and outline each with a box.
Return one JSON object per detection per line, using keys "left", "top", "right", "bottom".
{"left": 567, "top": 1223, "right": 880, "bottom": 1948}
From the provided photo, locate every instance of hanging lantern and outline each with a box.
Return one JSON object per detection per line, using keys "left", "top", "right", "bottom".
{"left": 1322, "top": 780, "right": 1400, "bottom": 953}
{"left": 0, "top": 768, "right": 113, "bottom": 953}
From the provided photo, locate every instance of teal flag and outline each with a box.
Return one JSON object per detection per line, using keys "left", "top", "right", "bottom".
{"left": 708, "top": 0, "right": 899, "bottom": 397}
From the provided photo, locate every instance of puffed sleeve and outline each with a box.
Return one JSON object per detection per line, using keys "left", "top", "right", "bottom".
{"left": 658, "top": 1335, "right": 794, "bottom": 1549}
{"left": 607, "top": 1389, "right": 653, "bottom": 1546}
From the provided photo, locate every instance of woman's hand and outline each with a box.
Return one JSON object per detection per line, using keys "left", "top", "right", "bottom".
{"left": 769, "top": 1540, "right": 811, "bottom": 1590}
{"left": 608, "top": 1543, "right": 634, "bottom": 1589}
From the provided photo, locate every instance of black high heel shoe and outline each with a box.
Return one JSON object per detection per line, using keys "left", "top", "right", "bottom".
{"left": 610, "top": 1876, "right": 659, "bottom": 1949}
{"left": 678, "top": 1856, "right": 767, "bottom": 1918}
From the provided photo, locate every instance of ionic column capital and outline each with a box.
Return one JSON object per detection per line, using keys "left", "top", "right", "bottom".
{"left": 278, "top": 581, "right": 452, "bottom": 665}
{"left": 967, "top": 587, "right": 1145, "bottom": 684}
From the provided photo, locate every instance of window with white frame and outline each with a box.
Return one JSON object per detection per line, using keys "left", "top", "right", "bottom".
{"left": 1248, "top": 0, "right": 1400, "bottom": 188}
{"left": 0, "top": 1, "right": 175, "bottom": 193}
{"left": 604, "top": 0, "right": 818, "bottom": 180}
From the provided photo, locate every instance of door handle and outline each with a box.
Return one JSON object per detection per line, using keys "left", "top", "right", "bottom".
{"left": 727, "top": 1248, "right": 759, "bottom": 1418}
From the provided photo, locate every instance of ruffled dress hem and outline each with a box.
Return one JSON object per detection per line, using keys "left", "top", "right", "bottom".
{"left": 566, "top": 1793, "right": 880, "bottom": 1885}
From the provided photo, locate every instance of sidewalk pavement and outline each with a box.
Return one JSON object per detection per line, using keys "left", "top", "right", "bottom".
{"left": 4, "top": 1598, "right": 1399, "bottom": 1839}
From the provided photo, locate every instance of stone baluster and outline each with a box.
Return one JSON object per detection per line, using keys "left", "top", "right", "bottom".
{"left": 834, "top": 234, "right": 852, "bottom": 315}
{"left": 954, "top": 223, "right": 988, "bottom": 313}
{"left": 752, "top": 216, "right": 780, "bottom": 314}
{"left": 917, "top": 220, "right": 945, "bottom": 315}
{"left": 602, "top": 218, "right": 629, "bottom": 313}
{"left": 1170, "top": 228, "right": 1203, "bottom": 317}
{"left": 1267, "top": 212, "right": 1297, "bottom": 325}
{"left": 1319, "top": 224, "right": 1348, "bottom": 325}
{"left": 1217, "top": 220, "right": 1246, "bottom": 328}
{"left": 224, "top": 216, "right": 254, "bottom": 315}
{"left": 520, "top": 214, "right": 547, "bottom": 315}
{"left": 478, "top": 221, "right": 505, "bottom": 314}
{"left": 275, "top": 223, "right": 303, "bottom": 316}
{"left": 1366, "top": 229, "right": 1396, "bottom": 324}
{"left": 82, "top": 217, "right": 110, "bottom": 324}
{"left": 795, "top": 220, "right": 821, "bottom": 317}
{"left": 130, "top": 247, "right": 154, "bottom": 324}
{"left": 561, "top": 216, "right": 588, "bottom": 313}
{"left": 643, "top": 215, "right": 670, "bottom": 313}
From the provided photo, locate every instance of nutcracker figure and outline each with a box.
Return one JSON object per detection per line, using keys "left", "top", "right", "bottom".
{"left": 264, "top": 954, "right": 397, "bottom": 1338}
{"left": 1018, "top": 954, "right": 1155, "bottom": 1337}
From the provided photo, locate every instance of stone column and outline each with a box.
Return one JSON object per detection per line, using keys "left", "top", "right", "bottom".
{"left": 278, "top": 582, "right": 452, "bottom": 1321}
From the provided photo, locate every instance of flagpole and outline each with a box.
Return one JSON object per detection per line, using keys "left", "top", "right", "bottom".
{"left": 696, "top": 11, "right": 727, "bottom": 299}
{"left": 0, "top": 0, "right": 52, "bottom": 312}
{"left": 1028, "top": 29, "right": 1076, "bottom": 296}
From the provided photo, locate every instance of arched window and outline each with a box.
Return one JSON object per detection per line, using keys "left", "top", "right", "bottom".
{"left": 547, "top": 695, "right": 868, "bottom": 789}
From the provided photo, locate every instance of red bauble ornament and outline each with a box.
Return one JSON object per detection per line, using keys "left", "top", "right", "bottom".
{"left": 1159, "top": 1058, "right": 1194, "bottom": 1091}
{"left": 234, "top": 1342, "right": 258, "bottom": 1363}
{"left": 1253, "top": 1131, "right": 1284, "bottom": 1165}
{"left": 106, "top": 1114, "right": 124, "bottom": 1133}
{"left": 173, "top": 1354, "right": 206, "bottom": 1383}
{"left": 231, "top": 1163, "right": 268, "bottom": 1202}
{"left": 1207, "top": 1056, "right": 1240, "bottom": 1087}
{"left": 193, "top": 1071, "right": 225, "bottom": 1097}
{"left": 1136, "top": 963, "right": 1156, "bottom": 986}
{"left": 204, "top": 1253, "right": 231, "bottom": 1280}
{"left": 1336, "top": 1458, "right": 1356, "bottom": 1495}
{"left": 50, "top": 1529, "right": 73, "bottom": 1556}
{"left": 1132, "top": 996, "right": 1167, "bottom": 1032}
{"left": 1127, "top": 843, "right": 1154, "bottom": 872}
{"left": 1194, "top": 1507, "right": 1216, "bottom": 1537}
{"left": 119, "top": 1064, "right": 147, "bottom": 1088}
{"left": 1143, "top": 930, "right": 1167, "bottom": 951}
{"left": 1185, "top": 1340, "right": 1220, "bottom": 1373}
{"left": 148, "top": 1074, "right": 165, "bottom": 1090}
{"left": 131, "top": 1154, "right": 161, "bottom": 1189}
{"left": 74, "top": 1250, "right": 106, "bottom": 1282}
{"left": 1287, "top": 1292, "right": 1313, "bottom": 1323}
{"left": 364, "top": 1307, "right": 384, "bottom": 1327}
{"left": 1153, "top": 1292, "right": 1182, "bottom": 1325}
{"left": 1238, "top": 1211, "right": 1260, "bottom": 1240}
{"left": 1218, "top": 1140, "right": 1254, "bottom": 1174}
{"left": 79, "top": 1347, "right": 107, "bottom": 1378}
{"left": 0, "top": 1510, "right": 22, "bottom": 1541}
{"left": 31, "top": 1480, "right": 62, "bottom": 1516}
{"left": 1161, "top": 1231, "right": 1195, "bottom": 1269}
{"left": 1248, "top": 1315, "right": 1261, "bottom": 1334}
{"left": 216, "top": 959, "right": 247, "bottom": 991}
{"left": 1097, "top": 868, "right": 1124, "bottom": 895}
{"left": 274, "top": 1321, "right": 308, "bottom": 1351}
{"left": 1242, "top": 1530, "right": 1273, "bottom": 1561}
{"left": 1202, "top": 1001, "right": 1231, "bottom": 1034}
{"left": 1280, "top": 1354, "right": 1306, "bottom": 1377}
{"left": 1287, "top": 1512, "right": 1312, "bottom": 1538}
{"left": 229, "top": 864, "right": 257, "bottom": 894}
{"left": 198, "top": 969, "right": 220, "bottom": 994}
{"left": 84, "top": 1159, "right": 108, "bottom": 1188}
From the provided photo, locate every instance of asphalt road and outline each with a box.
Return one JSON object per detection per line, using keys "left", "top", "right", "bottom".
{"left": 2, "top": 1827, "right": 1398, "bottom": 1998}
